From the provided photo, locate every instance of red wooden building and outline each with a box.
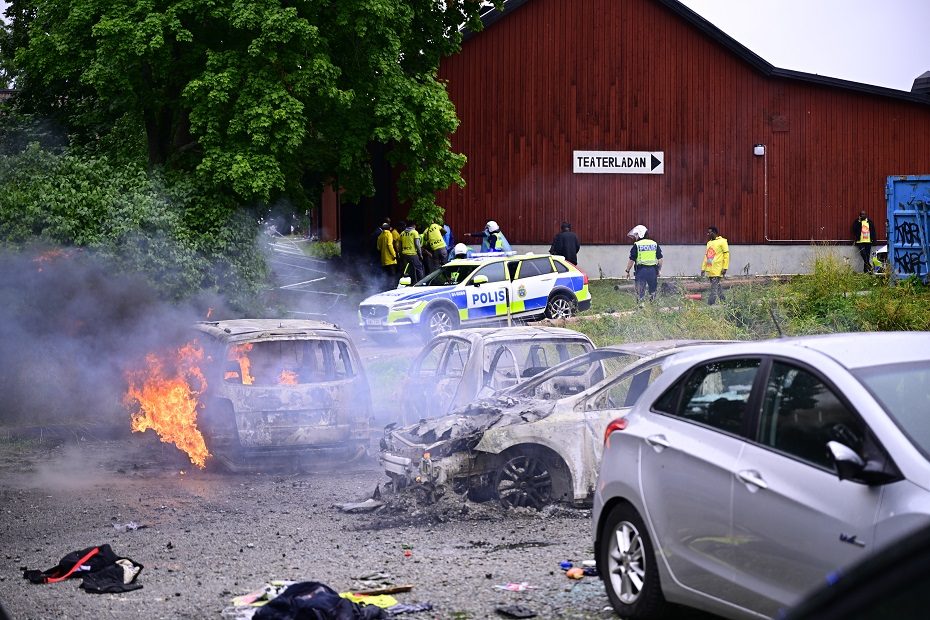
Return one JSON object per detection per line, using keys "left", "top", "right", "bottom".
{"left": 434, "top": 0, "right": 930, "bottom": 249}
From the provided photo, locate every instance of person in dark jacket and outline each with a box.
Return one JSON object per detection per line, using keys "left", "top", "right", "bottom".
{"left": 549, "top": 221, "right": 581, "bottom": 264}
{"left": 851, "top": 211, "right": 877, "bottom": 274}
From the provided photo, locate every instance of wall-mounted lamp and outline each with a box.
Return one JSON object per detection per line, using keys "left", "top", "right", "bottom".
{"left": 753, "top": 144, "right": 766, "bottom": 157}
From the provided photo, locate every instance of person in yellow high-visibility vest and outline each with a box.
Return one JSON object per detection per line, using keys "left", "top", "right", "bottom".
{"left": 701, "top": 226, "right": 730, "bottom": 305}
{"left": 851, "top": 211, "right": 876, "bottom": 274}
{"left": 399, "top": 221, "right": 425, "bottom": 282}
{"left": 624, "top": 225, "right": 663, "bottom": 303}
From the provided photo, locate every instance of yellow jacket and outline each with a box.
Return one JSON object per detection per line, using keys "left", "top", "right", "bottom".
{"left": 377, "top": 230, "right": 397, "bottom": 266}
{"left": 702, "top": 236, "right": 730, "bottom": 277}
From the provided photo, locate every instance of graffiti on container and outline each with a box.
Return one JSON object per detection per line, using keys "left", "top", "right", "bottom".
{"left": 894, "top": 250, "right": 926, "bottom": 275}
{"left": 894, "top": 221, "right": 922, "bottom": 246}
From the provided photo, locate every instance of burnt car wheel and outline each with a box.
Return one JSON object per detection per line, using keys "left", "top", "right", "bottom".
{"left": 599, "top": 503, "right": 666, "bottom": 619}
{"left": 423, "top": 306, "right": 458, "bottom": 340}
{"left": 495, "top": 453, "right": 553, "bottom": 509}
{"left": 545, "top": 293, "right": 576, "bottom": 320}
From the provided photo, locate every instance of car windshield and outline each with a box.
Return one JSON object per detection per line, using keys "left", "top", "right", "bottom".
{"left": 509, "top": 349, "right": 646, "bottom": 399}
{"left": 414, "top": 264, "right": 480, "bottom": 286}
{"left": 854, "top": 360, "right": 930, "bottom": 455}
{"left": 223, "top": 339, "right": 355, "bottom": 386}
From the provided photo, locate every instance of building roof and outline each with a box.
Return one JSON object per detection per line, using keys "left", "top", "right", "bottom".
{"left": 468, "top": 0, "right": 930, "bottom": 106}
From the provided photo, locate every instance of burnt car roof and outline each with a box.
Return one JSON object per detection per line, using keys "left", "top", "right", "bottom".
{"left": 193, "top": 319, "right": 348, "bottom": 343}
{"left": 428, "top": 326, "right": 593, "bottom": 345}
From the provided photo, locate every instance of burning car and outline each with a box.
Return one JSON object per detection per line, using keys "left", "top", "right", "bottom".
{"left": 402, "top": 326, "right": 595, "bottom": 423}
{"left": 380, "top": 340, "right": 732, "bottom": 509}
{"left": 191, "top": 319, "right": 372, "bottom": 469}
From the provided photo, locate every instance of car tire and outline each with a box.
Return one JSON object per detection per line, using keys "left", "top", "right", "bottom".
{"left": 599, "top": 503, "right": 667, "bottom": 619}
{"left": 495, "top": 452, "right": 553, "bottom": 510}
{"left": 545, "top": 293, "right": 577, "bottom": 319}
{"left": 422, "top": 306, "right": 458, "bottom": 340}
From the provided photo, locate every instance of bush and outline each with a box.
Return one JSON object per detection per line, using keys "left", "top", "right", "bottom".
{"left": 0, "top": 144, "right": 267, "bottom": 310}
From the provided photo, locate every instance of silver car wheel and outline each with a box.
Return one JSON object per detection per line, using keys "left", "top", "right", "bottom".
{"left": 608, "top": 520, "right": 647, "bottom": 604}
{"left": 427, "top": 309, "right": 454, "bottom": 336}
{"left": 545, "top": 295, "right": 575, "bottom": 319}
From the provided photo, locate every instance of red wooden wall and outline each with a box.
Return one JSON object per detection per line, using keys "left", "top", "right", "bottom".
{"left": 435, "top": 0, "right": 930, "bottom": 245}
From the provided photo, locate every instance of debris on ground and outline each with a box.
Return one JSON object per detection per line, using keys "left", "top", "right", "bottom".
{"left": 493, "top": 582, "right": 537, "bottom": 592}
{"left": 22, "top": 544, "right": 143, "bottom": 594}
{"left": 496, "top": 604, "right": 538, "bottom": 618}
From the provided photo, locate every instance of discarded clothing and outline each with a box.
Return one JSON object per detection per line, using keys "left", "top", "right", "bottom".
{"left": 233, "top": 581, "right": 298, "bottom": 607}
{"left": 339, "top": 593, "right": 397, "bottom": 608}
{"left": 253, "top": 581, "right": 387, "bottom": 620}
{"left": 386, "top": 602, "right": 433, "bottom": 615}
{"left": 22, "top": 544, "right": 143, "bottom": 593}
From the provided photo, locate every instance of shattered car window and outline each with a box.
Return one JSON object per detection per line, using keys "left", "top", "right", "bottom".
{"left": 482, "top": 340, "right": 593, "bottom": 392}
{"left": 224, "top": 339, "right": 355, "bottom": 385}
{"left": 443, "top": 340, "right": 470, "bottom": 378}
{"left": 590, "top": 363, "right": 667, "bottom": 410}
{"left": 513, "top": 351, "right": 642, "bottom": 399}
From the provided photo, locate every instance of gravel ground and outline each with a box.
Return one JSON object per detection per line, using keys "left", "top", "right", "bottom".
{"left": 0, "top": 434, "right": 617, "bottom": 620}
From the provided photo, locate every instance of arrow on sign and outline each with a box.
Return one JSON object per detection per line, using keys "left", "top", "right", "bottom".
{"left": 651, "top": 154, "right": 662, "bottom": 171}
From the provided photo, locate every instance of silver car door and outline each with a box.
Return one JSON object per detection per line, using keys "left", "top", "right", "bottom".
{"left": 729, "top": 360, "right": 882, "bottom": 617}
{"left": 639, "top": 358, "right": 761, "bottom": 600}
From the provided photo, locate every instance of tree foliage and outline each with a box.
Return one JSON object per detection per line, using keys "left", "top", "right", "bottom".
{"left": 0, "top": 143, "right": 267, "bottom": 309}
{"left": 6, "top": 0, "right": 494, "bottom": 222}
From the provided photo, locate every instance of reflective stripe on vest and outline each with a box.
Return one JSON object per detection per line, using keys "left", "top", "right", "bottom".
{"left": 635, "top": 239, "right": 658, "bottom": 265}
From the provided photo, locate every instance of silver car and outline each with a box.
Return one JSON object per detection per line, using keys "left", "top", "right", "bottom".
{"left": 593, "top": 332, "right": 930, "bottom": 620}
{"left": 383, "top": 340, "right": 725, "bottom": 508}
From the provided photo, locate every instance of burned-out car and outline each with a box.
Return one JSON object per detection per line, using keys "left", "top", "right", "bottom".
{"left": 193, "top": 319, "right": 371, "bottom": 469}
{"left": 402, "top": 326, "right": 595, "bottom": 422}
{"left": 381, "top": 340, "right": 731, "bottom": 508}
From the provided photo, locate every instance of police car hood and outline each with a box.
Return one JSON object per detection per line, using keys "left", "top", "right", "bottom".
{"left": 362, "top": 285, "right": 457, "bottom": 305}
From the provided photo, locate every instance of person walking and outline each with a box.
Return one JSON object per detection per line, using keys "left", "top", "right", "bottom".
{"left": 549, "top": 221, "right": 581, "bottom": 264}
{"left": 851, "top": 210, "right": 876, "bottom": 274}
{"left": 442, "top": 222, "right": 455, "bottom": 255}
{"left": 399, "top": 221, "right": 425, "bottom": 282}
{"left": 376, "top": 222, "right": 397, "bottom": 287}
{"left": 624, "top": 225, "right": 662, "bottom": 303}
{"left": 423, "top": 219, "right": 448, "bottom": 273}
{"left": 701, "top": 226, "right": 730, "bottom": 305}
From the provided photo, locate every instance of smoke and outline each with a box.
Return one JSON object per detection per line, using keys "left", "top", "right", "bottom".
{"left": 0, "top": 245, "right": 229, "bottom": 433}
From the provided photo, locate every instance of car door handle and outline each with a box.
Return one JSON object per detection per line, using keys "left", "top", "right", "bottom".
{"left": 645, "top": 434, "right": 670, "bottom": 452}
{"left": 737, "top": 469, "right": 768, "bottom": 490}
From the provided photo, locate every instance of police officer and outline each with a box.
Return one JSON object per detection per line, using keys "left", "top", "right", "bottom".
{"left": 399, "top": 221, "right": 425, "bottom": 282}
{"left": 423, "top": 219, "right": 448, "bottom": 273}
{"left": 625, "top": 225, "right": 663, "bottom": 303}
{"left": 451, "top": 242, "right": 471, "bottom": 260}
{"left": 467, "top": 220, "right": 512, "bottom": 252}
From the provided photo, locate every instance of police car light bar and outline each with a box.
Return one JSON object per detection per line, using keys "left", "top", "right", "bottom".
{"left": 470, "top": 251, "right": 519, "bottom": 259}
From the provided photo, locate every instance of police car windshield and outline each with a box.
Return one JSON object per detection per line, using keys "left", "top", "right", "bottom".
{"left": 414, "top": 264, "right": 479, "bottom": 286}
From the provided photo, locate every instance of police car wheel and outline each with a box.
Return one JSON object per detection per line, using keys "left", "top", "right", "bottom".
{"left": 545, "top": 294, "right": 576, "bottom": 319}
{"left": 423, "top": 307, "right": 457, "bottom": 339}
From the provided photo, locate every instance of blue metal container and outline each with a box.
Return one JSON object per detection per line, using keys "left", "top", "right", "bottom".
{"left": 886, "top": 175, "right": 930, "bottom": 283}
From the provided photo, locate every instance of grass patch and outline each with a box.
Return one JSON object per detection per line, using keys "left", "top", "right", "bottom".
{"left": 572, "top": 257, "right": 930, "bottom": 346}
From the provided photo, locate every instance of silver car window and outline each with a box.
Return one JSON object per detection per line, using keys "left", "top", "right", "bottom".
{"left": 413, "top": 341, "right": 446, "bottom": 376}
{"left": 855, "top": 360, "right": 930, "bottom": 457}
{"left": 442, "top": 340, "right": 471, "bottom": 378}
{"left": 758, "top": 362, "right": 866, "bottom": 469}
{"left": 589, "top": 362, "right": 666, "bottom": 410}
{"left": 655, "top": 358, "right": 760, "bottom": 434}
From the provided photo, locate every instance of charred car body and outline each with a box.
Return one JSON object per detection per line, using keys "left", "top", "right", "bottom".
{"left": 381, "top": 341, "right": 729, "bottom": 509}
{"left": 193, "top": 319, "right": 371, "bottom": 469}
{"left": 402, "top": 326, "right": 595, "bottom": 423}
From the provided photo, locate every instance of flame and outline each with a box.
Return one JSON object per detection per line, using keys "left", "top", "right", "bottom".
{"left": 206, "top": 307, "right": 214, "bottom": 319}
{"left": 229, "top": 343, "right": 255, "bottom": 385}
{"left": 124, "top": 341, "right": 211, "bottom": 468}
{"left": 279, "top": 369, "right": 298, "bottom": 385}
{"left": 33, "top": 248, "right": 73, "bottom": 272}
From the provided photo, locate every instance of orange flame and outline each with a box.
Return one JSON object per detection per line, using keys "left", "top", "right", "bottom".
{"left": 279, "top": 370, "right": 298, "bottom": 385}
{"left": 206, "top": 307, "right": 214, "bottom": 319}
{"left": 229, "top": 343, "right": 255, "bottom": 385}
{"left": 124, "top": 341, "right": 211, "bottom": 468}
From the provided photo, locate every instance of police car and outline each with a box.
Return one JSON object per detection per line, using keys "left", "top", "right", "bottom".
{"left": 358, "top": 252, "right": 591, "bottom": 340}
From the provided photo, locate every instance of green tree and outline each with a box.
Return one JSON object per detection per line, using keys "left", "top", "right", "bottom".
{"left": 7, "top": 0, "right": 496, "bottom": 222}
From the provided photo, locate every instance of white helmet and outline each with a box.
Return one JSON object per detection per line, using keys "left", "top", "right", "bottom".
{"left": 627, "top": 224, "right": 648, "bottom": 240}
{"left": 453, "top": 243, "right": 469, "bottom": 257}
{"left": 485, "top": 220, "right": 500, "bottom": 233}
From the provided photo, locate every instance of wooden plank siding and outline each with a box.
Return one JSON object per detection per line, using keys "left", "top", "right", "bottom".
{"left": 435, "top": 0, "right": 930, "bottom": 245}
